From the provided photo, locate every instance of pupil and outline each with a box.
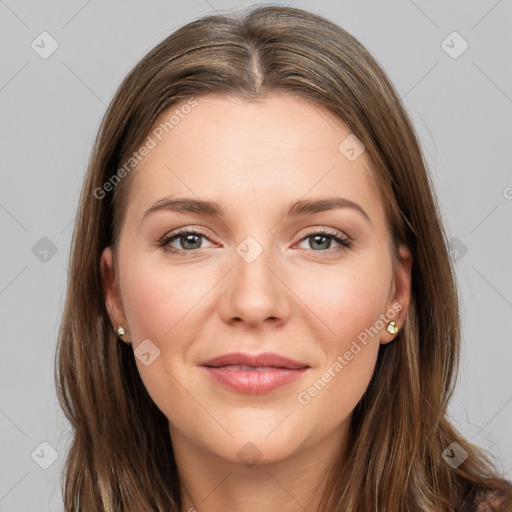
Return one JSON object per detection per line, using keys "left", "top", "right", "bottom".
{"left": 311, "top": 235, "right": 330, "bottom": 250}
{"left": 182, "top": 234, "right": 201, "bottom": 249}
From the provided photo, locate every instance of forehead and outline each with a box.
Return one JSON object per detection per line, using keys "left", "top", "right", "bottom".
{"left": 124, "top": 93, "right": 384, "bottom": 226}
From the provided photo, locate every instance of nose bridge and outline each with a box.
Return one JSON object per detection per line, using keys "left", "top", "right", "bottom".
{"left": 220, "top": 233, "right": 290, "bottom": 326}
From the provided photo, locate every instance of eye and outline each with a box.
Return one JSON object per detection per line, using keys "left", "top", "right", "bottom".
{"left": 158, "top": 229, "right": 216, "bottom": 255}
{"left": 296, "top": 229, "right": 352, "bottom": 254}
{"left": 158, "top": 227, "right": 352, "bottom": 257}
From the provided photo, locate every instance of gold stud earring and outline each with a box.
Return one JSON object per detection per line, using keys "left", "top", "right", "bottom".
{"left": 386, "top": 321, "right": 398, "bottom": 335}
{"left": 116, "top": 323, "right": 132, "bottom": 345}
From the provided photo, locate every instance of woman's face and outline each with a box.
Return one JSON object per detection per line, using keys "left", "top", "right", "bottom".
{"left": 102, "top": 93, "right": 411, "bottom": 467}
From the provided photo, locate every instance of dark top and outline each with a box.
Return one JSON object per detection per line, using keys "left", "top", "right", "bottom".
{"left": 470, "top": 487, "right": 512, "bottom": 511}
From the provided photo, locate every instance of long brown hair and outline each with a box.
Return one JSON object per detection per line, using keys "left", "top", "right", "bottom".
{"left": 55, "top": 5, "right": 511, "bottom": 511}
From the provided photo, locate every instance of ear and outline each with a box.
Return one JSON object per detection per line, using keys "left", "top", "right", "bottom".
{"left": 380, "top": 244, "right": 412, "bottom": 345}
{"left": 100, "top": 246, "right": 126, "bottom": 331}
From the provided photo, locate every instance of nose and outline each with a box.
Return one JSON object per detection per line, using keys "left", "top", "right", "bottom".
{"left": 217, "top": 239, "right": 291, "bottom": 329}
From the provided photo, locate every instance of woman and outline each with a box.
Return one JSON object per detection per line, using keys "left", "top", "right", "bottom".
{"left": 55, "top": 5, "right": 512, "bottom": 511}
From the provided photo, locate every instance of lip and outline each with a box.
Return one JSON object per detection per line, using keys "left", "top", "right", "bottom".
{"left": 200, "top": 352, "right": 310, "bottom": 395}
{"left": 200, "top": 352, "right": 308, "bottom": 370}
{"left": 201, "top": 366, "right": 309, "bottom": 395}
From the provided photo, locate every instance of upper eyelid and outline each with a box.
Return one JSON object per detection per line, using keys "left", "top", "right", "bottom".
{"left": 161, "top": 226, "right": 350, "bottom": 246}
{"left": 163, "top": 227, "right": 219, "bottom": 244}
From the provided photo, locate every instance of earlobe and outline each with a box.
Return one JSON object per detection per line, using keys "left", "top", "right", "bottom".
{"left": 100, "top": 246, "right": 125, "bottom": 329}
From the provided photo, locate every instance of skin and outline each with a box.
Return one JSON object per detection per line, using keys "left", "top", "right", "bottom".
{"left": 101, "top": 94, "right": 412, "bottom": 512}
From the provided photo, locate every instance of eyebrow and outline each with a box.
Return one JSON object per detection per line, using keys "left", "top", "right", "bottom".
{"left": 142, "top": 196, "right": 371, "bottom": 224}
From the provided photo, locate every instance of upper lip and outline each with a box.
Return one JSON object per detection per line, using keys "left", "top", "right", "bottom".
{"left": 200, "top": 352, "right": 309, "bottom": 370}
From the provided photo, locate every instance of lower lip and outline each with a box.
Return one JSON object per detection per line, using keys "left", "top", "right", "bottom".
{"left": 201, "top": 366, "right": 309, "bottom": 395}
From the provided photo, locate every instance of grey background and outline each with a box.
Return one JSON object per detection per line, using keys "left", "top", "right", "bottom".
{"left": 1, "top": 1, "right": 511, "bottom": 510}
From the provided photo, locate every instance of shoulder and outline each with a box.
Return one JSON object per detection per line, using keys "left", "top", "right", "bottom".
{"left": 471, "top": 486, "right": 512, "bottom": 512}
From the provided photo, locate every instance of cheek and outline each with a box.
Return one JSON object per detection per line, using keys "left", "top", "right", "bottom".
{"left": 293, "top": 261, "right": 389, "bottom": 346}
{"left": 291, "top": 264, "right": 389, "bottom": 414}
{"left": 118, "top": 253, "right": 212, "bottom": 344}
{"left": 117, "top": 254, "right": 214, "bottom": 416}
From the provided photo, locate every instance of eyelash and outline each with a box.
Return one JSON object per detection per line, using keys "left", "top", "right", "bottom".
{"left": 158, "top": 227, "right": 352, "bottom": 257}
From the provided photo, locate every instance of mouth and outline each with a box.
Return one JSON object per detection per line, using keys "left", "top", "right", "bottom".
{"left": 199, "top": 352, "right": 310, "bottom": 395}
{"left": 200, "top": 351, "right": 309, "bottom": 370}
